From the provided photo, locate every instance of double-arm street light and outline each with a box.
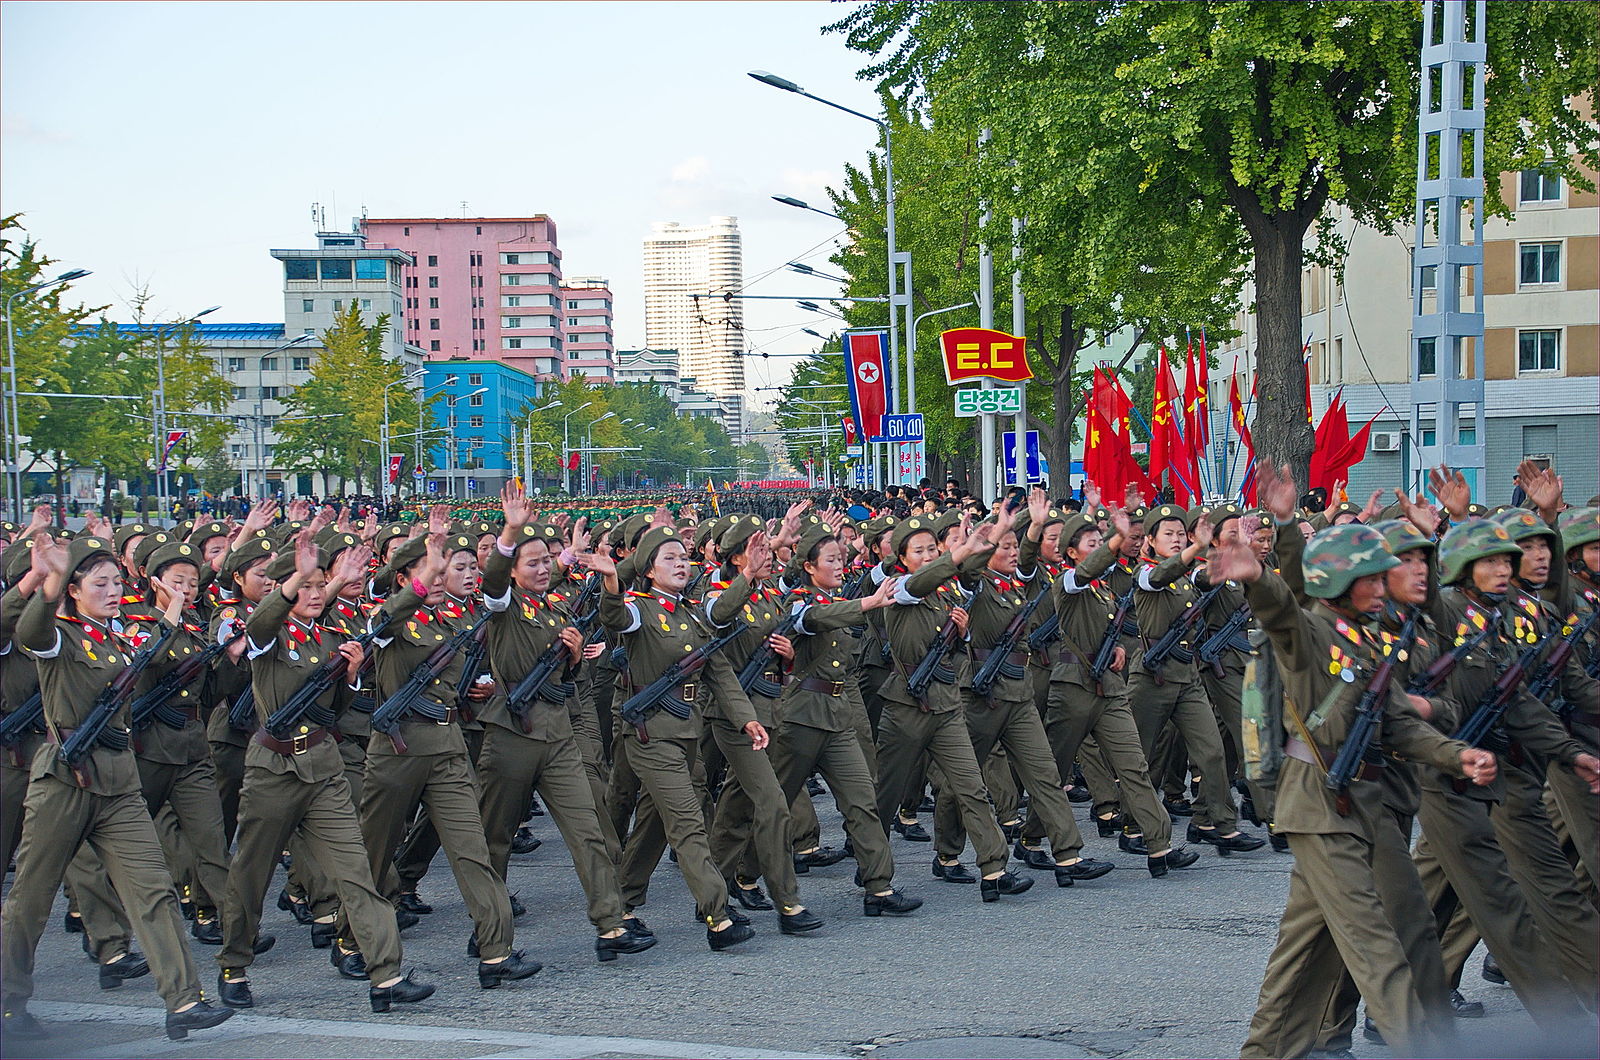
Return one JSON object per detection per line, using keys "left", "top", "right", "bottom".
{"left": 582, "top": 411, "right": 617, "bottom": 495}
{"left": 561, "top": 401, "right": 593, "bottom": 494}
{"left": 518, "top": 399, "right": 562, "bottom": 488}
{"left": 381, "top": 369, "right": 427, "bottom": 503}
{"left": 4, "top": 267, "right": 91, "bottom": 519}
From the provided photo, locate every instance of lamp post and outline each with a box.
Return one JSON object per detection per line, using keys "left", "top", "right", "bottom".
{"left": 153, "top": 305, "right": 219, "bottom": 523}
{"left": 252, "top": 332, "right": 317, "bottom": 501}
{"left": 521, "top": 399, "right": 561, "bottom": 489}
{"left": 561, "top": 401, "right": 593, "bottom": 495}
{"left": 583, "top": 411, "right": 616, "bottom": 495}
{"left": 771, "top": 195, "right": 844, "bottom": 222}
{"left": 381, "top": 369, "right": 427, "bottom": 504}
{"left": 448, "top": 386, "right": 489, "bottom": 498}
{"left": 4, "top": 268, "right": 90, "bottom": 519}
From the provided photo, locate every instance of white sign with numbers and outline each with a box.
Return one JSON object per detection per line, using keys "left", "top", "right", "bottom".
{"left": 954, "top": 387, "right": 1023, "bottom": 417}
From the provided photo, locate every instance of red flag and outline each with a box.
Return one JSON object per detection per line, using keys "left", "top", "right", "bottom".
{"left": 1194, "top": 333, "right": 1211, "bottom": 449}
{"left": 840, "top": 415, "right": 858, "bottom": 447}
{"left": 566, "top": 451, "right": 581, "bottom": 470}
{"left": 1085, "top": 396, "right": 1110, "bottom": 493}
{"left": 1182, "top": 341, "right": 1201, "bottom": 447}
{"left": 1228, "top": 365, "right": 1253, "bottom": 452}
{"left": 1151, "top": 347, "right": 1190, "bottom": 505}
{"left": 1308, "top": 390, "right": 1350, "bottom": 492}
{"left": 1325, "top": 406, "right": 1387, "bottom": 482}
{"left": 844, "top": 330, "right": 891, "bottom": 442}
{"left": 387, "top": 454, "right": 405, "bottom": 484}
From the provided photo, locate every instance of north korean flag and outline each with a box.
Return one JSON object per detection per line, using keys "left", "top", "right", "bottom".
{"left": 844, "top": 329, "right": 892, "bottom": 443}
{"left": 841, "top": 414, "right": 859, "bottom": 446}
{"left": 387, "top": 454, "right": 405, "bottom": 484}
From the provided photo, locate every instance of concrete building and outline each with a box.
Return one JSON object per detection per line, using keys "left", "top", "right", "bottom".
{"left": 1212, "top": 161, "right": 1599, "bottom": 504}
{"left": 360, "top": 216, "right": 566, "bottom": 380}
{"left": 561, "top": 276, "right": 615, "bottom": 381}
{"left": 614, "top": 348, "right": 730, "bottom": 420}
{"left": 642, "top": 217, "right": 744, "bottom": 431}
{"left": 420, "top": 360, "right": 546, "bottom": 498}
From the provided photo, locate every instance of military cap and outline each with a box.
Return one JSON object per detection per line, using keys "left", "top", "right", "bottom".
{"left": 718, "top": 513, "right": 767, "bottom": 556}
{"left": 373, "top": 522, "right": 411, "bottom": 556}
{"left": 1372, "top": 518, "right": 1434, "bottom": 557}
{"left": 1012, "top": 504, "right": 1067, "bottom": 543}
{"left": 508, "top": 522, "right": 563, "bottom": 550}
{"left": 388, "top": 534, "right": 429, "bottom": 573}
{"left": 467, "top": 519, "right": 499, "bottom": 539}
{"left": 1126, "top": 505, "right": 1148, "bottom": 523}
{"left": 66, "top": 534, "right": 118, "bottom": 577}
{"left": 1438, "top": 519, "right": 1520, "bottom": 585}
{"left": 1183, "top": 505, "right": 1211, "bottom": 531}
{"left": 610, "top": 513, "right": 650, "bottom": 552}
{"left": 1058, "top": 513, "right": 1099, "bottom": 551}
{"left": 0, "top": 520, "right": 16, "bottom": 539}
{"left": 322, "top": 531, "right": 362, "bottom": 562}
{"left": 1464, "top": 503, "right": 1488, "bottom": 518}
{"left": 146, "top": 540, "right": 204, "bottom": 580}
{"left": 632, "top": 524, "right": 688, "bottom": 573}
{"left": 890, "top": 514, "right": 939, "bottom": 555}
{"left": 113, "top": 523, "right": 152, "bottom": 553}
{"left": 1325, "top": 501, "right": 1364, "bottom": 524}
{"left": 931, "top": 509, "right": 964, "bottom": 541}
{"left": 4, "top": 537, "right": 36, "bottom": 581}
{"left": 1143, "top": 504, "right": 1186, "bottom": 535}
{"left": 264, "top": 546, "right": 330, "bottom": 583}
{"left": 222, "top": 536, "right": 276, "bottom": 580}
{"left": 1204, "top": 503, "right": 1244, "bottom": 531}
{"left": 175, "top": 519, "right": 195, "bottom": 538}
{"left": 1302, "top": 523, "right": 1398, "bottom": 599}
{"left": 1557, "top": 506, "right": 1600, "bottom": 551}
{"left": 443, "top": 533, "right": 478, "bottom": 557}
{"left": 187, "top": 520, "right": 230, "bottom": 546}
{"left": 131, "top": 530, "right": 178, "bottom": 572}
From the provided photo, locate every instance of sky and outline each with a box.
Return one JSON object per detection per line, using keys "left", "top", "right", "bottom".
{"left": 1, "top": 0, "right": 883, "bottom": 407}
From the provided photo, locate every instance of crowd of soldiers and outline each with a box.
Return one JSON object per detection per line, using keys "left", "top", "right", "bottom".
{"left": 0, "top": 459, "right": 1596, "bottom": 1056}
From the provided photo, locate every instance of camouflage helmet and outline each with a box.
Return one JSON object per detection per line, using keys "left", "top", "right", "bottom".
{"left": 1556, "top": 506, "right": 1600, "bottom": 551}
{"left": 1302, "top": 524, "right": 1398, "bottom": 599}
{"left": 1489, "top": 507, "right": 1555, "bottom": 546}
{"left": 1372, "top": 518, "right": 1434, "bottom": 558}
{"left": 1438, "top": 518, "right": 1520, "bottom": 585}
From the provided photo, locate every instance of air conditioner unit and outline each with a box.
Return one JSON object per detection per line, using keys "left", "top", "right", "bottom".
{"left": 1370, "top": 431, "right": 1401, "bottom": 452}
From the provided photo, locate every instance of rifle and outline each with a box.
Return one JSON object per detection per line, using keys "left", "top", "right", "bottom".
{"left": 57, "top": 622, "right": 180, "bottom": 787}
{"left": 1088, "top": 588, "right": 1138, "bottom": 686}
{"left": 263, "top": 611, "right": 397, "bottom": 742}
{"left": 1196, "top": 602, "right": 1254, "bottom": 677}
{"left": 972, "top": 587, "right": 1048, "bottom": 697}
{"left": 1451, "top": 629, "right": 1551, "bottom": 752}
{"left": 682, "top": 565, "right": 712, "bottom": 602}
{"left": 738, "top": 598, "right": 804, "bottom": 698}
{"left": 370, "top": 612, "right": 490, "bottom": 752}
{"left": 128, "top": 636, "right": 232, "bottom": 731}
{"left": 905, "top": 581, "right": 982, "bottom": 702}
{"left": 226, "top": 686, "right": 257, "bottom": 731}
{"left": 1404, "top": 617, "right": 1496, "bottom": 697}
{"left": 1026, "top": 612, "right": 1061, "bottom": 653}
{"left": 1526, "top": 606, "right": 1600, "bottom": 704}
{"left": 450, "top": 613, "right": 492, "bottom": 706}
{"left": 617, "top": 623, "right": 745, "bottom": 741}
{"left": 1324, "top": 609, "right": 1420, "bottom": 815}
{"left": 0, "top": 690, "right": 45, "bottom": 747}
{"left": 1141, "top": 583, "right": 1225, "bottom": 679}
{"left": 504, "top": 579, "right": 605, "bottom": 733}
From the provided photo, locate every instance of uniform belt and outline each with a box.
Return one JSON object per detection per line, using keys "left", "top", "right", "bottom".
{"left": 253, "top": 727, "right": 332, "bottom": 756}
{"left": 972, "top": 647, "right": 1028, "bottom": 668}
{"left": 797, "top": 677, "right": 846, "bottom": 696}
{"left": 1284, "top": 736, "right": 1383, "bottom": 781}
{"left": 621, "top": 678, "right": 698, "bottom": 705}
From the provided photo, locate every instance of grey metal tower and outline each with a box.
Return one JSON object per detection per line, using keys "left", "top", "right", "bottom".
{"left": 1409, "top": 0, "right": 1487, "bottom": 493}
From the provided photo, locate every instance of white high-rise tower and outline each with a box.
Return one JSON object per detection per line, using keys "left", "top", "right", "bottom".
{"left": 642, "top": 216, "right": 744, "bottom": 431}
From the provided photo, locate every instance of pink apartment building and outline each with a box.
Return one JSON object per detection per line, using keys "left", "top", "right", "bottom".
{"left": 561, "top": 275, "right": 615, "bottom": 382}
{"left": 361, "top": 216, "right": 571, "bottom": 380}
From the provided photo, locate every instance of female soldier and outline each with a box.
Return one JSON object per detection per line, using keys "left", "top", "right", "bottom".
{"left": 475, "top": 486, "right": 655, "bottom": 962}
{"left": 873, "top": 508, "right": 1032, "bottom": 902}
{"left": 578, "top": 524, "right": 765, "bottom": 949}
{"left": 770, "top": 523, "right": 920, "bottom": 917}
{"left": 216, "top": 532, "right": 432, "bottom": 1013}
{"left": 3, "top": 533, "right": 234, "bottom": 1041}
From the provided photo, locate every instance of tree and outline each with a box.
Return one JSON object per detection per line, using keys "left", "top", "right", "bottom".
{"left": 828, "top": 0, "right": 1599, "bottom": 480}
{"left": 277, "top": 304, "right": 416, "bottom": 494}
{"left": 194, "top": 441, "right": 239, "bottom": 498}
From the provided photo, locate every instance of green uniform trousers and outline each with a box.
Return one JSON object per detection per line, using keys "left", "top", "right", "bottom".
{"left": 3, "top": 776, "right": 200, "bottom": 1010}
{"left": 615, "top": 732, "right": 733, "bottom": 923}
{"left": 771, "top": 720, "right": 896, "bottom": 892}
{"left": 1312, "top": 807, "right": 1452, "bottom": 1053}
{"left": 876, "top": 703, "right": 1008, "bottom": 876}
{"left": 137, "top": 757, "right": 232, "bottom": 916}
{"left": 699, "top": 715, "right": 801, "bottom": 909}
{"left": 1543, "top": 760, "right": 1600, "bottom": 912}
{"left": 284, "top": 751, "right": 366, "bottom": 918}
{"left": 219, "top": 765, "right": 402, "bottom": 984}
{"left": 1240, "top": 829, "right": 1444, "bottom": 1059}
{"left": 1076, "top": 733, "right": 1123, "bottom": 820}
{"left": 208, "top": 738, "right": 246, "bottom": 843}
{"left": 394, "top": 726, "right": 484, "bottom": 892}
{"left": 1127, "top": 672, "right": 1238, "bottom": 834}
{"left": 67, "top": 845, "right": 135, "bottom": 962}
{"left": 936, "top": 694, "right": 1083, "bottom": 861}
{"left": 1026, "top": 684, "right": 1171, "bottom": 852}
{"left": 570, "top": 693, "right": 621, "bottom": 859}
{"left": 151, "top": 803, "right": 199, "bottom": 913}
{"left": 477, "top": 727, "right": 625, "bottom": 932}
{"left": 1412, "top": 785, "right": 1591, "bottom": 1023}
{"left": 357, "top": 748, "right": 513, "bottom": 961}
{"left": 711, "top": 768, "right": 821, "bottom": 879}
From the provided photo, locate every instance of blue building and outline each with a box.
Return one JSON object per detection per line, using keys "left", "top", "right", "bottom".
{"left": 421, "top": 360, "right": 546, "bottom": 498}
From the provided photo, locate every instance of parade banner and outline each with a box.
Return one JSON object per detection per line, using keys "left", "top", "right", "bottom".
{"left": 844, "top": 329, "right": 892, "bottom": 443}
{"left": 938, "top": 327, "right": 1033, "bottom": 384}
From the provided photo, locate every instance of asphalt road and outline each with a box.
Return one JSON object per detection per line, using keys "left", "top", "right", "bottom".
{"left": 0, "top": 793, "right": 1561, "bottom": 1059}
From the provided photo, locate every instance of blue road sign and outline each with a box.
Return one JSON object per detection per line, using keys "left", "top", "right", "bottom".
{"left": 1001, "top": 430, "right": 1044, "bottom": 483}
{"left": 878, "top": 413, "right": 925, "bottom": 444}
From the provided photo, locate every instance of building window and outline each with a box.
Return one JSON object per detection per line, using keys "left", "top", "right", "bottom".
{"left": 291, "top": 356, "right": 310, "bottom": 371}
{"left": 261, "top": 386, "right": 280, "bottom": 399}
{"left": 320, "top": 259, "right": 352, "bottom": 280}
{"left": 260, "top": 357, "right": 278, "bottom": 370}
{"left": 427, "top": 276, "right": 439, "bottom": 289}
{"left": 567, "top": 317, "right": 580, "bottom": 327}
{"left": 1419, "top": 265, "right": 1436, "bottom": 291}
{"left": 284, "top": 259, "right": 317, "bottom": 280}
{"left": 427, "top": 255, "right": 438, "bottom": 267}
{"left": 361, "top": 298, "right": 372, "bottom": 309}
{"left": 445, "top": 394, "right": 458, "bottom": 407}
{"left": 232, "top": 386, "right": 247, "bottom": 400}
{"left": 566, "top": 300, "right": 580, "bottom": 309}
{"left": 503, "top": 296, "right": 522, "bottom": 308}
{"left": 408, "top": 318, "right": 419, "bottom": 330}
{"left": 506, "top": 338, "right": 522, "bottom": 349}
{"left": 302, "top": 299, "right": 315, "bottom": 313}
{"left": 504, "top": 316, "right": 521, "bottom": 329}
{"left": 1416, "top": 337, "right": 1436, "bottom": 377}
{"left": 429, "top": 297, "right": 440, "bottom": 309}
{"left": 429, "top": 318, "right": 440, "bottom": 330}
{"left": 225, "top": 357, "right": 245, "bottom": 372}
{"left": 467, "top": 373, "right": 483, "bottom": 385}
{"left": 332, "top": 299, "right": 343, "bottom": 312}
{"left": 569, "top": 351, "right": 581, "bottom": 360}
{"left": 469, "top": 415, "right": 484, "bottom": 428}
{"left": 502, "top": 274, "right": 521, "bottom": 286}
{"left": 503, "top": 253, "right": 520, "bottom": 265}
{"left": 1518, "top": 242, "right": 1560, "bottom": 285}
{"left": 1519, "top": 168, "right": 1562, "bottom": 203}
{"left": 355, "top": 258, "right": 386, "bottom": 280}
{"left": 1517, "top": 329, "right": 1560, "bottom": 373}
{"left": 430, "top": 340, "right": 441, "bottom": 352}
{"left": 403, "top": 226, "right": 410, "bottom": 236}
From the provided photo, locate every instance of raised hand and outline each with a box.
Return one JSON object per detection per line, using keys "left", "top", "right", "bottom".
{"left": 1205, "top": 538, "right": 1263, "bottom": 584}
{"left": 1427, "top": 466, "right": 1471, "bottom": 519}
{"left": 1360, "top": 488, "right": 1384, "bottom": 524}
{"left": 862, "top": 575, "right": 899, "bottom": 611}
{"left": 1394, "top": 489, "right": 1440, "bottom": 538}
{"left": 1257, "top": 459, "right": 1299, "bottom": 523}
{"left": 570, "top": 517, "right": 592, "bottom": 555}
{"left": 1516, "top": 459, "right": 1563, "bottom": 518}
{"left": 26, "top": 503, "right": 52, "bottom": 535}
{"left": 819, "top": 508, "right": 846, "bottom": 534}
{"left": 309, "top": 504, "right": 336, "bottom": 535}
{"left": 1081, "top": 483, "right": 1102, "bottom": 514}
{"left": 427, "top": 504, "right": 452, "bottom": 537}
{"left": 1110, "top": 509, "right": 1132, "bottom": 543}
{"left": 1027, "top": 486, "right": 1050, "bottom": 530}
{"left": 501, "top": 482, "right": 534, "bottom": 530}
{"left": 31, "top": 532, "right": 69, "bottom": 581}
{"left": 1123, "top": 483, "right": 1143, "bottom": 511}
{"left": 332, "top": 544, "right": 371, "bottom": 587}
{"left": 573, "top": 548, "right": 617, "bottom": 578}
{"left": 293, "top": 529, "right": 320, "bottom": 580}
{"left": 1190, "top": 516, "right": 1215, "bottom": 550}
{"left": 649, "top": 505, "right": 673, "bottom": 530}
{"left": 286, "top": 499, "right": 311, "bottom": 523}
{"left": 243, "top": 499, "right": 278, "bottom": 534}
{"left": 1325, "top": 480, "right": 1346, "bottom": 516}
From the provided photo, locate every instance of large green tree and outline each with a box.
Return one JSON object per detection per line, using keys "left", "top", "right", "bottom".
{"left": 828, "top": 0, "right": 1599, "bottom": 480}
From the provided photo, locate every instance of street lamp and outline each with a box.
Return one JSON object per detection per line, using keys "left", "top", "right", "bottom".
{"left": 4, "top": 267, "right": 91, "bottom": 519}
{"left": 582, "top": 411, "right": 617, "bottom": 496}
{"left": 252, "top": 332, "right": 316, "bottom": 501}
{"left": 796, "top": 300, "right": 843, "bottom": 320}
{"left": 381, "top": 368, "right": 426, "bottom": 504}
{"left": 519, "top": 399, "right": 561, "bottom": 487}
{"left": 153, "top": 305, "right": 219, "bottom": 523}
{"left": 771, "top": 195, "right": 844, "bottom": 222}
{"left": 788, "top": 262, "right": 851, "bottom": 284}
{"left": 445, "top": 386, "right": 489, "bottom": 499}
{"left": 562, "top": 401, "right": 593, "bottom": 494}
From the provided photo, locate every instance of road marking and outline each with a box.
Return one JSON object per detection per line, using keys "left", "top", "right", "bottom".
{"left": 31, "top": 999, "right": 844, "bottom": 1059}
